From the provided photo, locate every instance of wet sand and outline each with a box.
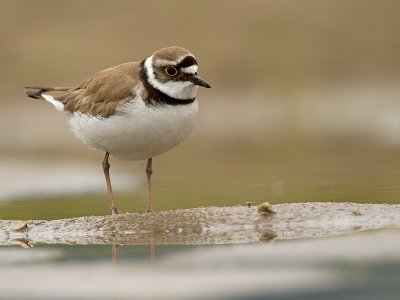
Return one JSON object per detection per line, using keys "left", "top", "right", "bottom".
{"left": 1, "top": 202, "right": 399, "bottom": 246}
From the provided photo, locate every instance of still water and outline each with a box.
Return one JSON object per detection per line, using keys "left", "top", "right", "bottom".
{"left": 1, "top": 231, "right": 400, "bottom": 300}
{"left": 2, "top": 139, "right": 400, "bottom": 220}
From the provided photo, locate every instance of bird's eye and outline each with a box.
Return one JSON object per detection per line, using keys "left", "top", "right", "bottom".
{"left": 165, "top": 66, "right": 178, "bottom": 77}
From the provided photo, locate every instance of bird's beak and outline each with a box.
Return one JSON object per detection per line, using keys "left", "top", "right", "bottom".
{"left": 190, "top": 75, "right": 211, "bottom": 88}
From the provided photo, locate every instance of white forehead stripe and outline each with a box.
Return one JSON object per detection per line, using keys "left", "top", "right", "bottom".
{"left": 181, "top": 65, "right": 198, "bottom": 74}
{"left": 155, "top": 59, "right": 177, "bottom": 67}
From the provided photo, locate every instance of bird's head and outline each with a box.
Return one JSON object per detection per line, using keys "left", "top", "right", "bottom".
{"left": 143, "top": 46, "right": 211, "bottom": 100}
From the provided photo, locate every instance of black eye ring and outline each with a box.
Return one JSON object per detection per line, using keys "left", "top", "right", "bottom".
{"left": 165, "top": 65, "right": 178, "bottom": 77}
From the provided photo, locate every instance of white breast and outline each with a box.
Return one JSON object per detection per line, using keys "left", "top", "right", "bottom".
{"left": 68, "top": 97, "right": 198, "bottom": 161}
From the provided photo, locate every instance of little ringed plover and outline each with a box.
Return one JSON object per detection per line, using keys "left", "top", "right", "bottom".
{"left": 25, "top": 46, "right": 211, "bottom": 215}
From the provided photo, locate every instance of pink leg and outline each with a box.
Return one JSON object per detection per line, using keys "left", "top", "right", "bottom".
{"left": 102, "top": 151, "right": 121, "bottom": 215}
{"left": 145, "top": 158, "right": 154, "bottom": 212}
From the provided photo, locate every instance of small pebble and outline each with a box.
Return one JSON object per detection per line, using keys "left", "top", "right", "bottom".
{"left": 258, "top": 202, "right": 275, "bottom": 214}
{"left": 12, "top": 220, "right": 32, "bottom": 232}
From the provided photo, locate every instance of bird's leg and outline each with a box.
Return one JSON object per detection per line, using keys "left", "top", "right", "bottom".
{"left": 102, "top": 151, "right": 120, "bottom": 215}
{"left": 145, "top": 158, "right": 154, "bottom": 213}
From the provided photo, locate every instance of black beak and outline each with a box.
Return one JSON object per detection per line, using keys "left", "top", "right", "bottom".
{"left": 190, "top": 75, "right": 211, "bottom": 88}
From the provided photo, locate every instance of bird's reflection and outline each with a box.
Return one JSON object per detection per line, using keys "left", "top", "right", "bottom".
{"left": 111, "top": 244, "right": 119, "bottom": 265}
{"left": 149, "top": 240, "right": 155, "bottom": 262}
{"left": 111, "top": 241, "right": 156, "bottom": 265}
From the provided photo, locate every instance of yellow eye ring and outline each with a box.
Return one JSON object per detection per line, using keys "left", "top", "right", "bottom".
{"left": 165, "top": 65, "right": 178, "bottom": 76}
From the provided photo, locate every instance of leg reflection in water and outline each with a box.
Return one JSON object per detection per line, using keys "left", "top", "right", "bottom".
{"left": 149, "top": 240, "right": 155, "bottom": 262}
{"left": 111, "top": 242, "right": 156, "bottom": 265}
{"left": 112, "top": 244, "right": 119, "bottom": 265}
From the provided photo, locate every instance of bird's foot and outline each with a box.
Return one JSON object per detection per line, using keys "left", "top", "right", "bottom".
{"left": 145, "top": 206, "right": 154, "bottom": 213}
{"left": 111, "top": 206, "right": 122, "bottom": 215}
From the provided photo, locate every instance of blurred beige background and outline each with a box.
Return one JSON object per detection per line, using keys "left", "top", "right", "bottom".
{"left": 1, "top": 0, "right": 400, "bottom": 216}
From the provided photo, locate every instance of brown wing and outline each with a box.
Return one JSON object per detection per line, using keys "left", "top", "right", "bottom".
{"left": 26, "top": 62, "right": 142, "bottom": 118}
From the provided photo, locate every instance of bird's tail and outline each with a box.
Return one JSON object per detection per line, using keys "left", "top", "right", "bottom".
{"left": 24, "top": 86, "right": 72, "bottom": 99}
{"left": 24, "top": 86, "right": 73, "bottom": 112}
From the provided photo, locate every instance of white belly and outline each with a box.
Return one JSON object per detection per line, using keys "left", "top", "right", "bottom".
{"left": 68, "top": 98, "right": 198, "bottom": 161}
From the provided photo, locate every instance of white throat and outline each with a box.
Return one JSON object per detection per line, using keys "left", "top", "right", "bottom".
{"left": 144, "top": 56, "right": 198, "bottom": 100}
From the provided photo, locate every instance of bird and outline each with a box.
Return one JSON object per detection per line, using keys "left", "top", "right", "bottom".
{"left": 25, "top": 46, "right": 211, "bottom": 215}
